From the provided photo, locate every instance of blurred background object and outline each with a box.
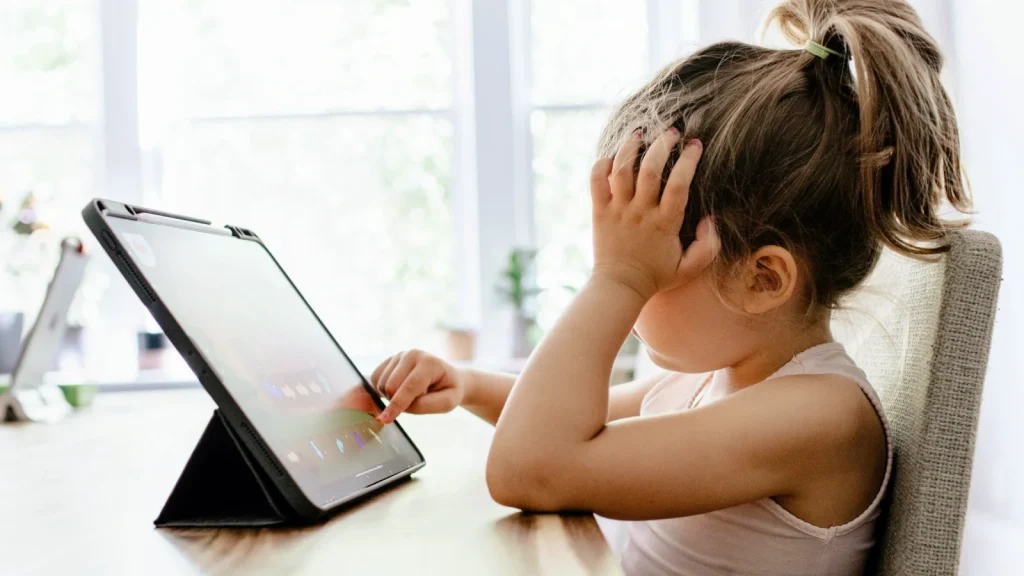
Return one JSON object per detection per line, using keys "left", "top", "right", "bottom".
{"left": 0, "top": 312, "right": 24, "bottom": 373}
{"left": 441, "top": 326, "right": 476, "bottom": 362}
{"left": 496, "top": 247, "right": 540, "bottom": 358}
{"left": 136, "top": 331, "right": 168, "bottom": 370}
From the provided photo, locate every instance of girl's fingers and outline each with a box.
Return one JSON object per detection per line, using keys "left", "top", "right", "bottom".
{"left": 382, "top": 353, "right": 417, "bottom": 398}
{"left": 590, "top": 157, "right": 614, "bottom": 207}
{"left": 661, "top": 139, "right": 703, "bottom": 219}
{"left": 678, "top": 217, "right": 720, "bottom": 277}
{"left": 370, "top": 356, "right": 392, "bottom": 386}
{"left": 635, "top": 129, "right": 680, "bottom": 206}
{"left": 379, "top": 364, "right": 433, "bottom": 423}
{"left": 374, "top": 355, "right": 401, "bottom": 397}
{"left": 405, "top": 387, "right": 461, "bottom": 415}
{"left": 610, "top": 128, "right": 644, "bottom": 203}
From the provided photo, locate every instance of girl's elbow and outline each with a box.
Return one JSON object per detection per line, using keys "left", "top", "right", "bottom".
{"left": 485, "top": 450, "right": 564, "bottom": 511}
{"left": 486, "top": 469, "right": 527, "bottom": 509}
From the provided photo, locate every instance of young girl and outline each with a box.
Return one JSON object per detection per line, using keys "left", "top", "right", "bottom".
{"left": 371, "top": 0, "right": 969, "bottom": 573}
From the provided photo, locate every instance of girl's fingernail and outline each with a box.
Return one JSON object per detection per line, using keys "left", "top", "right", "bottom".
{"left": 667, "top": 127, "right": 679, "bottom": 135}
{"left": 632, "top": 127, "right": 644, "bottom": 138}
{"left": 689, "top": 138, "right": 703, "bottom": 150}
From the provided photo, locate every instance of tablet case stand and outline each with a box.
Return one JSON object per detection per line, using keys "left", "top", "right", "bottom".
{"left": 155, "top": 410, "right": 294, "bottom": 528}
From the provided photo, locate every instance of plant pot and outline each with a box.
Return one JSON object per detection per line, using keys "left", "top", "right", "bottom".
{"left": 512, "top": 314, "right": 536, "bottom": 359}
{"left": 443, "top": 328, "right": 476, "bottom": 362}
{"left": 61, "top": 384, "right": 98, "bottom": 408}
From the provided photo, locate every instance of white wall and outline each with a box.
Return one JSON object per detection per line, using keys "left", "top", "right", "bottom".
{"left": 946, "top": 1, "right": 1024, "bottom": 573}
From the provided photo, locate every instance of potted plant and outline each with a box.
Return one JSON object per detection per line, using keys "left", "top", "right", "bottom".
{"left": 496, "top": 248, "right": 541, "bottom": 358}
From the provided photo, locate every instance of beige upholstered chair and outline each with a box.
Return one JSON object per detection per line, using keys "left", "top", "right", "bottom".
{"left": 833, "top": 230, "right": 1002, "bottom": 575}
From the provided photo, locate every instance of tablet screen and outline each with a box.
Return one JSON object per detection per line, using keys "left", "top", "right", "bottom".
{"left": 109, "top": 217, "right": 423, "bottom": 509}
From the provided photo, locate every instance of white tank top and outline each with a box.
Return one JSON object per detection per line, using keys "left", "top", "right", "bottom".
{"left": 609, "top": 342, "right": 893, "bottom": 576}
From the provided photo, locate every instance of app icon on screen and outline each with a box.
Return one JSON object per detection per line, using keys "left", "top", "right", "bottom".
{"left": 310, "top": 440, "right": 324, "bottom": 460}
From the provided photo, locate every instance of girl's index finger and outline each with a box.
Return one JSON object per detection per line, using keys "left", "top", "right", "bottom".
{"left": 379, "top": 364, "right": 431, "bottom": 423}
{"left": 661, "top": 139, "right": 703, "bottom": 218}
{"left": 610, "top": 128, "right": 645, "bottom": 203}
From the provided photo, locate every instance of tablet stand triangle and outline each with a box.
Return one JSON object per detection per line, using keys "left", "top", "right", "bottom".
{"left": 155, "top": 410, "right": 292, "bottom": 527}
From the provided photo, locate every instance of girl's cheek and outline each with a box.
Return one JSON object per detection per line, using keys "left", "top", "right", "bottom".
{"left": 634, "top": 285, "right": 731, "bottom": 372}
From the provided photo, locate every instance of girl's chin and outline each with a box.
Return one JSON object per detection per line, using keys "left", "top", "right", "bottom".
{"left": 645, "top": 347, "right": 682, "bottom": 371}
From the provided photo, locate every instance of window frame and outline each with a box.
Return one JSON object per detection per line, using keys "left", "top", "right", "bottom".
{"left": 63, "top": 0, "right": 706, "bottom": 371}
{"left": 509, "top": 0, "right": 697, "bottom": 341}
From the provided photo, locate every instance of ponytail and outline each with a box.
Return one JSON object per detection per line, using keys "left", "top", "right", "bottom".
{"left": 599, "top": 0, "right": 969, "bottom": 308}
{"left": 768, "top": 0, "right": 970, "bottom": 255}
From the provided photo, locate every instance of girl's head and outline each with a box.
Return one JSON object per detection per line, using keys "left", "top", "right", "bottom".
{"left": 613, "top": 0, "right": 971, "bottom": 372}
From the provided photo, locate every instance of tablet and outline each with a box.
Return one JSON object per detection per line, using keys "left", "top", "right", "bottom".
{"left": 82, "top": 199, "right": 424, "bottom": 520}
{"left": 1, "top": 238, "right": 89, "bottom": 422}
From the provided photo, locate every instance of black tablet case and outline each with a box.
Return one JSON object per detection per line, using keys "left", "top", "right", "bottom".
{"left": 81, "top": 199, "right": 419, "bottom": 529}
{"left": 155, "top": 410, "right": 295, "bottom": 527}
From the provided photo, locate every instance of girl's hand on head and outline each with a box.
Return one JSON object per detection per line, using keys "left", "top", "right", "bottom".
{"left": 589, "top": 128, "right": 719, "bottom": 300}
{"left": 370, "top": 350, "right": 465, "bottom": 424}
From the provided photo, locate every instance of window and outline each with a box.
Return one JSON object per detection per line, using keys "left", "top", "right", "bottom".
{"left": 137, "top": 0, "right": 455, "bottom": 357}
{"left": 529, "top": 0, "right": 651, "bottom": 329}
{"left": 529, "top": 0, "right": 707, "bottom": 329}
{"left": 0, "top": 0, "right": 703, "bottom": 374}
{"left": 0, "top": 0, "right": 99, "bottom": 315}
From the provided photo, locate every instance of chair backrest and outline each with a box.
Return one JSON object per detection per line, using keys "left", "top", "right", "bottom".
{"left": 833, "top": 230, "right": 1002, "bottom": 575}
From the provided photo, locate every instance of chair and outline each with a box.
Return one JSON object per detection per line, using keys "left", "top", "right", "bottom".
{"left": 833, "top": 230, "right": 1003, "bottom": 575}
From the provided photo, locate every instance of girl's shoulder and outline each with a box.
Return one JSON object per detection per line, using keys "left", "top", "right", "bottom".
{"left": 742, "top": 372, "right": 891, "bottom": 526}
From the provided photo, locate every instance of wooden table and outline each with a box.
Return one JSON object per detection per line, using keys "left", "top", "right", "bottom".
{"left": 0, "top": 390, "right": 621, "bottom": 575}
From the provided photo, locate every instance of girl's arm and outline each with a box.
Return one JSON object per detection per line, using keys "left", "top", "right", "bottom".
{"left": 459, "top": 368, "right": 663, "bottom": 426}
{"left": 457, "top": 368, "right": 515, "bottom": 425}
{"left": 371, "top": 352, "right": 664, "bottom": 426}
{"left": 486, "top": 130, "right": 874, "bottom": 520}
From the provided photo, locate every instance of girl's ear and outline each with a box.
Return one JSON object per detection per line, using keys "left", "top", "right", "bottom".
{"left": 740, "top": 246, "right": 800, "bottom": 314}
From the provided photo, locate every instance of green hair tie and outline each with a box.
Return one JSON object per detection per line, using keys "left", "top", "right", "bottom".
{"left": 804, "top": 40, "right": 843, "bottom": 60}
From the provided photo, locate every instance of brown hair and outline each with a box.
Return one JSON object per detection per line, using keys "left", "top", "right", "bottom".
{"left": 598, "top": 0, "right": 970, "bottom": 309}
